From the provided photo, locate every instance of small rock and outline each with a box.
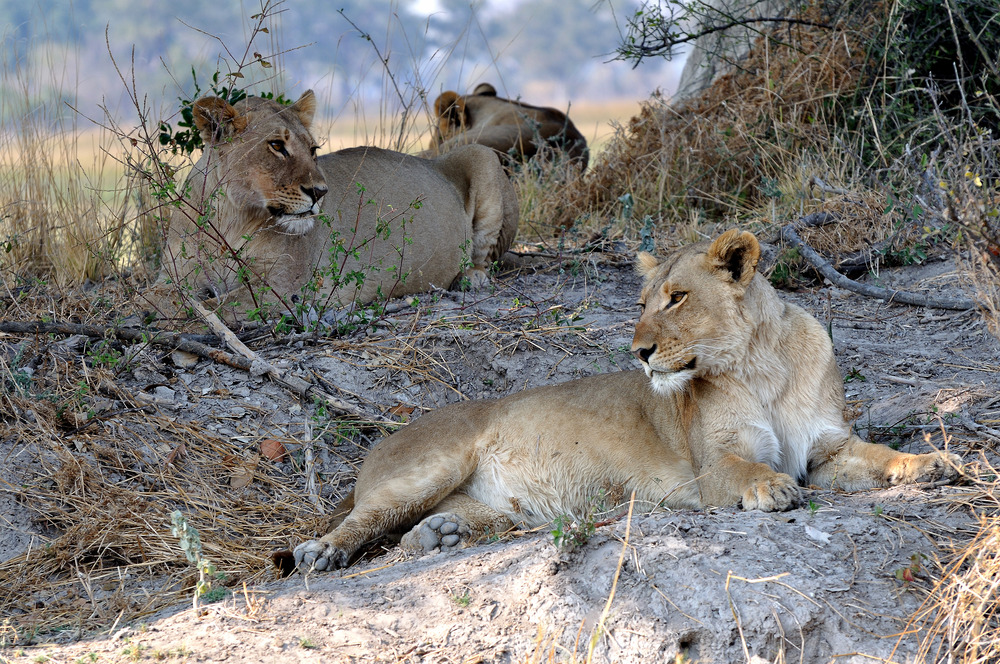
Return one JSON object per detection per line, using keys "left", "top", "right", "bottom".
{"left": 152, "top": 386, "right": 176, "bottom": 401}
{"left": 805, "top": 524, "right": 832, "bottom": 544}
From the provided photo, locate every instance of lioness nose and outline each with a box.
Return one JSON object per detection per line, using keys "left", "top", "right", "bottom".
{"left": 632, "top": 344, "right": 656, "bottom": 364}
{"left": 303, "top": 184, "right": 328, "bottom": 204}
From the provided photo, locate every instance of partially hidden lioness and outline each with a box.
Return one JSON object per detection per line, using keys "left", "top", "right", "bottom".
{"left": 292, "top": 229, "right": 961, "bottom": 571}
{"left": 150, "top": 91, "right": 518, "bottom": 322}
{"left": 421, "top": 83, "right": 589, "bottom": 173}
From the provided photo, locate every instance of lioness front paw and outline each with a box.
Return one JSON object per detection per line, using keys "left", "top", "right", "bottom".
{"left": 741, "top": 474, "right": 801, "bottom": 511}
{"left": 457, "top": 267, "right": 490, "bottom": 290}
{"left": 886, "top": 451, "right": 963, "bottom": 486}
{"left": 293, "top": 539, "right": 349, "bottom": 572}
{"left": 400, "top": 512, "right": 471, "bottom": 553}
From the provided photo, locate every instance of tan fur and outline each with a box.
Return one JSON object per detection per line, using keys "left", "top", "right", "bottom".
{"left": 420, "top": 83, "right": 589, "bottom": 172}
{"left": 291, "top": 230, "right": 962, "bottom": 571}
{"left": 150, "top": 91, "right": 518, "bottom": 322}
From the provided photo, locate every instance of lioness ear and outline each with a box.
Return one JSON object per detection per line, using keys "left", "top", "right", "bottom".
{"left": 434, "top": 91, "right": 466, "bottom": 130}
{"left": 636, "top": 251, "right": 660, "bottom": 279}
{"left": 192, "top": 96, "right": 248, "bottom": 145}
{"left": 707, "top": 229, "right": 760, "bottom": 286}
{"left": 473, "top": 83, "right": 497, "bottom": 97}
{"left": 291, "top": 89, "right": 317, "bottom": 130}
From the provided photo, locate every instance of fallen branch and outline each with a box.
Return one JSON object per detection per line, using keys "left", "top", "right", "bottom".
{"left": 0, "top": 320, "right": 252, "bottom": 370}
{"left": 780, "top": 218, "right": 978, "bottom": 311}
{"left": 189, "top": 302, "right": 381, "bottom": 421}
{"left": 0, "top": 316, "right": 381, "bottom": 421}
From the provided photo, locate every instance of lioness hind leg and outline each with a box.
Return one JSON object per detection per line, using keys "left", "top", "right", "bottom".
{"left": 808, "top": 436, "right": 962, "bottom": 491}
{"left": 400, "top": 492, "right": 514, "bottom": 555}
{"left": 294, "top": 490, "right": 453, "bottom": 571}
{"left": 435, "top": 144, "right": 518, "bottom": 281}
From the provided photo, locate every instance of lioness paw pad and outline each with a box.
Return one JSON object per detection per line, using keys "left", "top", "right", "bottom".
{"left": 741, "top": 475, "right": 801, "bottom": 512}
{"left": 886, "top": 452, "right": 963, "bottom": 486}
{"left": 293, "top": 539, "right": 348, "bottom": 572}
{"left": 400, "top": 513, "right": 471, "bottom": 553}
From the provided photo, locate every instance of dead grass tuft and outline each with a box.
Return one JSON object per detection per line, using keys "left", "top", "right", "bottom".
{"left": 910, "top": 461, "right": 1000, "bottom": 664}
{"left": 0, "top": 407, "right": 354, "bottom": 639}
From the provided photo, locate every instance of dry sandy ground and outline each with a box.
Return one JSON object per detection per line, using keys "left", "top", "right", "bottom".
{"left": 2, "top": 243, "right": 998, "bottom": 663}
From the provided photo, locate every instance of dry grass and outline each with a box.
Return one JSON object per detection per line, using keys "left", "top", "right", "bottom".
{"left": 907, "top": 460, "right": 1000, "bottom": 664}
{"left": 0, "top": 82, "right": 159, "bottom": 296}
{"left": 0, "top": 364, "right": 368, "bottom": 641}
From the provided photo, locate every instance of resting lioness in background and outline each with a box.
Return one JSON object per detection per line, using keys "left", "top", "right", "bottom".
{"left": 422, "top": 83, "right": 589, "bottom": 173}
{"left": 292, "top": 229, "right": 962, "bottom": 571}
{"left": 150, "top": 91, "right": 518, "bottom": 324}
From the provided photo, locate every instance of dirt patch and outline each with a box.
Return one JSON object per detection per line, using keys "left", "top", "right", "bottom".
{"left": 1, "top": 245, "right": 998, "bottom": 662}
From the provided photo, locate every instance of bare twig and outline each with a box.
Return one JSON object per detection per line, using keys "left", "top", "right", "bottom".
{"left": 586, "top": 491, "right": 635, "bottom": 662}
{"left": 0, "top": 314, "right": 381, "bottom": 421}
{"left": 623, "top": 16, "right": 830, "bottom": 64}
{"left": 807, "top": 175, "right": 853, "bottom": 197}
{"left": 0, "top": 320, "right": 249, "bottom": 370}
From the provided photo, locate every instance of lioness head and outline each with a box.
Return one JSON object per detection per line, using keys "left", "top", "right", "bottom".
{"left": 191, "top": 90, "right": 328, "bottom": 235}
{"left": 631, "top": 230, "right": 763, "bottom": 394}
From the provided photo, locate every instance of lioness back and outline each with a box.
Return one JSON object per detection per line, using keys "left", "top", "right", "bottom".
{"left": 290, "top": 230, "right": 962, "bottom": 572}
{"left": 150, "top": 91, "right": 517, "bottom": 324}
{"left": 424, "top": 83, "right": 589, "bottom": 172}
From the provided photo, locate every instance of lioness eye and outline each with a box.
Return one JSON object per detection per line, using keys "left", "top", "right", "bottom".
{"left": 269, "top": 140, "right": 287, "bottom": 155}
{"left": 668, "top": 292, "right": 687, "bottom": 307}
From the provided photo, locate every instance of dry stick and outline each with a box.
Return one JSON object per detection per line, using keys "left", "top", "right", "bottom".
{"left": 188, "top": 302, "right": 382, "bottom": 421}
{"left": 302, "top": 420, "right": 325, "bottom": 515}
{"left": 779, "top": 218, "right": 978, "bottom": 311}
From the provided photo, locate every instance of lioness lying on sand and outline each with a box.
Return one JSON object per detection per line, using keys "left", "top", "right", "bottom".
{"left": 292, "top": 229, "right": 962, "bottom": 571}
{"left": 151, "top": 91, "right": 517, "bottom": 323}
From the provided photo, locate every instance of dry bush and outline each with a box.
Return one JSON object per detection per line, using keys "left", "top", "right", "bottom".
{"left": 934, "top": 119, "right": 1000, "bottom": 340}
{"left": 554, "top": 2, "right": 879, "bottom": 243}
{"left": 513, "top": 149, "right": 597, "bottom": 245}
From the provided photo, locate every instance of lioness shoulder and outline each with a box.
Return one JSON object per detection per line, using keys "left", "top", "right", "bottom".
{"left": 290, "top": 229, "right": 962, "bottom": 572}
